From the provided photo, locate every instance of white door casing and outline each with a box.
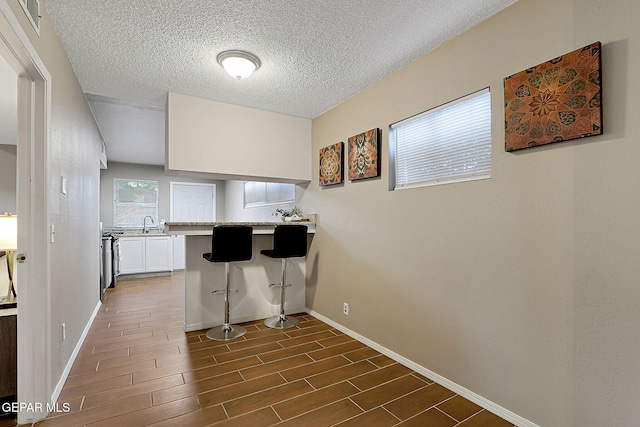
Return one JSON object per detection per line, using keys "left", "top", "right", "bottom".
{"left": 0, "top": 3, "right": 51, "bottom": 423}
{"left": 170, "top": 182, "right": 216, "bottom": 269}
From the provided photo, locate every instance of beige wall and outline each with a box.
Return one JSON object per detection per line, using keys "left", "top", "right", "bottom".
{"left": 167, "top": 92, "right": 312, "bottom": 183}
{"left": 6, "top": 1, "right": 103, "bottom": 401}
{"left": 303, "top": 0, "right": 640, "bottom": 425}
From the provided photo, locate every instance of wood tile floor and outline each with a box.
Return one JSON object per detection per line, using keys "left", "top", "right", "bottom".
{"left": 22, "top": 272, "right": 515, "bottom": 426}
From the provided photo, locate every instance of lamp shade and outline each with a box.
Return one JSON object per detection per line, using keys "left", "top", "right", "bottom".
{"left": 217, "top": 50, "right": 261, "bottom": 79}
{"left": 0, "top": 214, "right": 17, "bottom": 250}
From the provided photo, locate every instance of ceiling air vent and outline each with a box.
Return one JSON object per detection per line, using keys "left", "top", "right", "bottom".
{"left": 18, "top": 0, "right": 41, "bottom": 36}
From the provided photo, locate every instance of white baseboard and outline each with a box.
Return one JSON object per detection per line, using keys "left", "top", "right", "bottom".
{"left": 307, "top": 309, "right": 539, "bottom": 427}
{"left": 50, "top": 300, "right": 102, "bottom": 404}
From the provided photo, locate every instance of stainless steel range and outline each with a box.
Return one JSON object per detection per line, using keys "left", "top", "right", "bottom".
{"left": 102, "top": 232, "right": 121, "bottom": 292}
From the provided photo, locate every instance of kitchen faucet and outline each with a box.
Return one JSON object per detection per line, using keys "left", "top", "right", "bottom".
{"left": 143, "top": 215, "right": 155, "bottom": 233}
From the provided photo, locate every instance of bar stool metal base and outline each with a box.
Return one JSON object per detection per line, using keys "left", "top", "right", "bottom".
{"left": 206, "top": 324, "right": 247, "bottom": 341}
{"left": 264, "top": 315, "right": 299, "bottom": 329}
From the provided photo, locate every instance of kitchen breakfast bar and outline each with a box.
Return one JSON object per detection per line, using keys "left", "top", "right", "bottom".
{"left": 164, "top": 220, "right": 316, "bottom": 332}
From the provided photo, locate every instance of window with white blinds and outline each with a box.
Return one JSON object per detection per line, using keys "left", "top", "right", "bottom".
{"left": 244, "top": 181, "right": 295, "bottom": 208}
{"left": 390, "top": 88, "right": 492, "bottom": 190}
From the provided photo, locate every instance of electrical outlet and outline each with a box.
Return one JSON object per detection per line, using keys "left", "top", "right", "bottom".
{"left": 343, "top": 303, "right": 349, "bottom": 315}
{"left": 62, "top": 323, "right": 66, "bottom": 341}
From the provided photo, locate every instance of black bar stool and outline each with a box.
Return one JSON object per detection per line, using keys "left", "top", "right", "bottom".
{"left": 202, "top": 225, "right": 253, "bottom": 341}
{"left": 261, "top": 224, "right": 308, "bottom": 329}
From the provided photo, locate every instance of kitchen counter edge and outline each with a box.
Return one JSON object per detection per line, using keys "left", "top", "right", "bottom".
{"left": 164, "top": 220, "right": 316, "bottom": 236}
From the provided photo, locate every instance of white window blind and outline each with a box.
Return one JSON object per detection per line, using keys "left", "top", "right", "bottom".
{"left": 113, "top": 179, "right": 159, "bottom": 227}
{"left": 390, "top": 88, "right": 492, "bottom": 190}
{"left": 244, "top": 181, "right": 295, "bottom": 208}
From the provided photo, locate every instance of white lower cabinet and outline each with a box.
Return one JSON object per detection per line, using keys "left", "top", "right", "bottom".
{"left": 145, "top": 236, "right": 173, "bottom": 272}
{"left": 119, "top": 237, "right": 145, "bottom": 275}
{"left": 119, "top": 236, "right": 172, "bottom": 275}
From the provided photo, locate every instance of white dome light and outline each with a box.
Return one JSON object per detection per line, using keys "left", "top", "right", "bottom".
{"left": 217, "top": 50, "right": 261, "bottom": 79}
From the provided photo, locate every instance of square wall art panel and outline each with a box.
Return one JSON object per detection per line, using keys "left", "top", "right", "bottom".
{"left": 319, "top": 142, "right": 344, "bottom": 186}
{"left": 348, "top": 128, "right": 380, "bottom": 181}
{"left": 504, "top": 41, "right": 602, "bottom": 151}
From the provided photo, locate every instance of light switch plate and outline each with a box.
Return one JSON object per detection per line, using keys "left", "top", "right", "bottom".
{"left": 61, "top": 176, "right": 67, "bottom": 195}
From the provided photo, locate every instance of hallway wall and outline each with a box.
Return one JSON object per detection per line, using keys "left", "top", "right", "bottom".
{"left": 7, "top": 0, "right": 103, "bottom": 403}
{"left": 303, "top": 0, "right": 640, "bottom": 425}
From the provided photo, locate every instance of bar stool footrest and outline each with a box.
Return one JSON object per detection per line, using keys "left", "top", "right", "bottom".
{"left": 269, "top": 283, "right": 292, "bottom": 289}
{"left": 212, "top": 289, "right": 239, "bottom": 295}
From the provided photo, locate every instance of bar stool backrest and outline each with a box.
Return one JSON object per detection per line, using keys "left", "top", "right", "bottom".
{"left": 272, "top": 225, "right": 308, "bottom": 258}
{"left": 209, "top": 225, "right": 253, "bottom": 262}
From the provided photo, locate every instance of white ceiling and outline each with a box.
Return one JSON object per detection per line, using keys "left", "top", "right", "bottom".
{"left": 43, "top": 0, "right": 518, "bottom": 166}
{"left": 87, "top": 94, "right": 165, "bottom": 165}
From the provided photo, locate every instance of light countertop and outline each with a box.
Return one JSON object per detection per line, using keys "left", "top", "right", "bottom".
{"left": 105, "top": 229, "right": 170, "bottom": 237}
{"left": 164, "top": 218, "right": 316, "bottom": 236}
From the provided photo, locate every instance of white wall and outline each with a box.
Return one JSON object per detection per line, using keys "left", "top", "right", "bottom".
{"left": 0, "top": 52, "right": 16, "bottom": 146}
{"left": 302, "top": 0, "right": 640, "bottom": 425}
{"left": 101, "top": 166, "right": 304, "bottom": 226}
{"left": 100, "top": 162, "right": 226, "bottom": 227}
{"left": 223, "top": 180, "right": 299, "bottom": 222}
{"left": 166, "top": 92, "right": 312, "bottom": 183}
{"left": 0, "top": 144, "right": 16, "bottom": 213}
{"left": 0, "top": 52, "right": 16, "bottom": 215}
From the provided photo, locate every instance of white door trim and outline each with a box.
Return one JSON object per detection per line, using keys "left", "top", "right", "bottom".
{"left": 0, "top": 3, "right": 51, "bottom": 424}
{"left": 169, "top": 182, "right": 216, "bottom": 270}
{"left": 169, "top": 182, "right": 217, "bottom": 221}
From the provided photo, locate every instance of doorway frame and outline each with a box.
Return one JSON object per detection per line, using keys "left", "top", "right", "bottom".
{"left": 169, "top": 181, "right": 217, "bottom": 270}
{"left": 0, "top": 3, "right": 51, "bottom": 424}
{"left": 169, "top": 181, "right": 217, "bottom": 222}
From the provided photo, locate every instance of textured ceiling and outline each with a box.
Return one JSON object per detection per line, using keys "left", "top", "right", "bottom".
{"left": 87, "top": 95, "right": 165, "bottom": 165}
{"left": 43, "top": 0, "right": 518, "bottom": 165}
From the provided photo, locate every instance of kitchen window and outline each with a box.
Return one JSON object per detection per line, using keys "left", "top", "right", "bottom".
{"left": 113, "top": 179, "right": 159, "bottom": 227}
{"left": 389, "top": 88, "right": 492, "bottom": 190}
{"left": 244, "top": 181, "right": 295, "bottom": 208}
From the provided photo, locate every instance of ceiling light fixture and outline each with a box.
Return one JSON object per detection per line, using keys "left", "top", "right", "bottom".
{"left": 217, "top": 50, "right": 261, "bottom": 79}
